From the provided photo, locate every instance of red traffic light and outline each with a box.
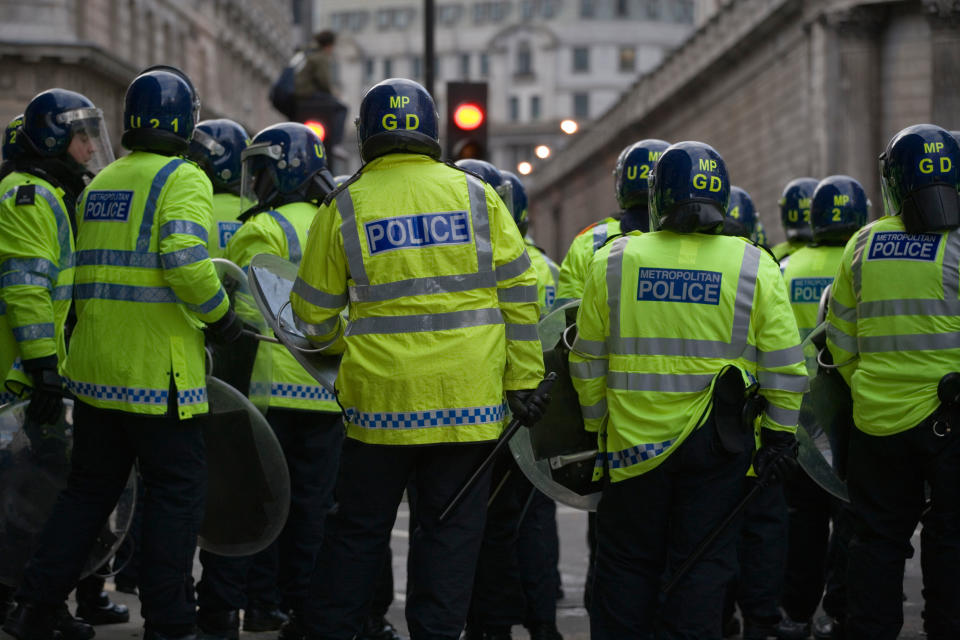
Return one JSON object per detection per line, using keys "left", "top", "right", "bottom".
{"left": 452, "top": 103, "right": 484, "bottom": 131}
{"left": 304, "top": 120, "right": 326, "bottom": 141}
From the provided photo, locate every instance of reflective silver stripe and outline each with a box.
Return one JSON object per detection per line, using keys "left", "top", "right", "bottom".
{"left": 76, "top": 283, "right": 177, "bottom": 303}
{"left": 505, "top": 323, "right": 539, "bottom": 341}
{"left": 0, "top": 257, "right": 59, "bottom": 280}
{"left": 292, "top": 276, "right": 348, "bottom": 308}
{"left": 337, "top": 189, "right": 369, "bottom": 285}
{"left": 606, "top": 371, "right": 714, "bottom": 392}
{"left": 495, "top": 251, "right": 531, "bottom": 282}
{"left": 1, "top": 272, "right": 53, "bottom": 289}
{"left": 137, "top": 159, "right": 186, "bottom": 251}
{"left": 13, "top": 322, "right": 54, "bottom": 341}
{"left": 570, "top": 358, "right": 608, "bottom": 379}
{"left": 859, "top": 331, "right": 960, "bottom": 353}
{"left": 829, "top": 296, "right": 857, "bottom": 324}
{"left": 943, "top": 229, "right": 960, "bottom": 302}
{"left": 294, "top": 312, "right": 341, "bottom": 338}
{"left": 160, "top": 244, "right": 209, "bottom": 269}
{"left": 350, "top": 271, "right": 497, "bottom": 303}
{"left": 266, "top": 210, "right": 302, "bottom": 263}
{"left": 580, "top": 398, "right": 608, "bottom": 419}
{"left": 345, "top": 307, "right": 503, "bottom": 336}
{"left": 593, "top": 224, "right": 609, "bottom": 251}
{"left": 850, "top": 226, "right": 872, "bottom": 302}
{"left": 765, "top": 403, "right": 800, "bottom": 426}
{"left": 573, "top": 337, "right": 606, "bottom": 357}
{"left": 466, "top": 173, "right": 493, "bottom": 274}
{"left": 52, "top": 285, "right": 71, "bottom": 300}
{"left": 159, "top": 220, "right": 209, "bottom": 243}
{"left": 76, "top": 249, "right": 160, "bottom": 269}
{"left": 498, "top": 284, "right": 538, "bottom": 303}
{"left": 758, "top": 371, "right": 808, "bottom": 393}
{"left": 730, "top": 244, "right": 760, "bottom": 354}
{"left": 858, "top": 298, "right": 960, "bottom": 318}
{"left": 751, "top": 345, "right": 804, "bottom": 369}
{"left": 606, "top": 236, "right": 628, "bottom": 344}
{"left": 827, "top": 323, "right": 858, "bottom": 353}
{"left": 186, "top": 287, "right": 226, "bottom": 315}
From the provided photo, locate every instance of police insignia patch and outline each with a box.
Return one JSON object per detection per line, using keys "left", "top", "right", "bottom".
{"left": 15, "top": 184, "right": 34, "bottom": 205}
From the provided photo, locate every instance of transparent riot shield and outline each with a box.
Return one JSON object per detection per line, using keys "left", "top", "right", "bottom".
{"left": 247, "top": 253, "right": 341, "bottom": 394}
{"left": 509, "top": 301, "right": 603, "bottom": 511}
{"left": 199, "top": 376, "right": 290, "bottom": 557}
{"left": 0, "top": 399, "right": 137, "bottom": 587}
{"left": 211, "top": 258, "right": 272, "bottom": 413}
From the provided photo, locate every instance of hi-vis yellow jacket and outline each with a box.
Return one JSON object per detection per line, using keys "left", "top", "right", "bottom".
{"left": 555, "top": 217, "right": 621, "bottom": 307}
{"left": 772, "top": 238, "right": 808, "bottom": 262}
{"left": 827, "top": 217, "right": 960, "bottom": 436}
{"left": 782, "top": 244, "right": 845, "bottom": 340}
{"left": 226, "top": 201, "right": 339, "bottom": 413}
{"left": 525, "top": 242, "right": 558, "bottom": 315}
{"left": 571, "top": 232, "right": 807, "bottom": 483}
{"left": 65, "top": 152, "right": 228, "bottom": 419}
{"left": 291, "top": 153, "right": 544, "bottom": 445}
{"left": 207, "top": 192, "right": 243, "bottom": 260}
{"left": 0, "top": 172, "right": 75, "bottom": 400}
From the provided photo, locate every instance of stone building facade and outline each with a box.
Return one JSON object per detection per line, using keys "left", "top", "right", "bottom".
{"left": 0, "top": 0, "right": 298, "bottom": 151}
{"left": 528, "top": 0, "right": 960, "bottom": 257}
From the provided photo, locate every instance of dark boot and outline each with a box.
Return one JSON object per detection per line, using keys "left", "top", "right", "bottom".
{"left": 0, "top": 585, "right": 13, "bottom": 626}
{"left": 812, "top": 614, "right": 840, "bottom": 639}
{"left": 76, "top": 591, "right": 129, "bottom": 626}
{"left": 196, "top": 610, "right": 239, "bottom": 640}
{"left": 242, "top": 605, "right": 288, "bottom": 633}
{"left": 277, "top": 613, "right": 306, "bottom": 640}
{"left": 744, "top": 616, "right": 781, "bottom": 640}
{"left": 776, "top": 614, "right": 812, "bottom": 639}
{"left": 525, "top": 621, "right": 563, "bottom": 640}
{"left": 356, "top": 616, "right": 406, "bottom": 640}
{"left": 2, "top": 603, "right": 58, "bottom": 640}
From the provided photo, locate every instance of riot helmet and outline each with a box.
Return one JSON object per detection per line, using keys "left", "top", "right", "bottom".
{"left": 2, "top": 114, "right": 24, "bottom": 162}
{"left": 500, "top": 170, "right": 529, "bottom": 235}
{"left": 879, "top": 124, "right": 960, "bottom": 233}
{"left": 123, "top": 65, "right": 200, "bottom": 155}
{"left": 240, "top": 122, "right": 336, "bottom": 214}
{"left": 649, "top": 141, "right": 729, "bottom": 234}
{"left": 810, "top": 175, "right": 868, "bottom": 245}
{"left": 778, "top": 177, "right": 818, "bottom": 242}
{"left": 614, "top": 138, "right": 670, "bottom": 210}
{"left": 22, "top": 89, "right": 114, "bottom": 175}
{"left": 189, "top": 119, "right": 249, "bottom": 193}
{"left": 724, "top": 186, "right": 759, "bottom": 239}
{"left": 754, "top": 219, "right": 769, "bottom": 247}
{"left": 356, "top": 78, "right": 440, "bottom": 162}
{"left": 455, "top": 158, "right": 514, "bottom": 218}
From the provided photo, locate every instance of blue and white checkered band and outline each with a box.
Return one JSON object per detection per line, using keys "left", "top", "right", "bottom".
{"left": 270, "top": 383, "right": 336, "bottom": 402}
{"left": 596, "top": 438, "right": 676, "bottom": 470}
{"left": 344, "top": 403, "right": 506, "bottom": 430}
{"left": 867, "top": 231, "right": 941, "bottom": 262}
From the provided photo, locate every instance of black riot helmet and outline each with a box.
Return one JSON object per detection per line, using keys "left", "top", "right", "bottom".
{"left": 880, "top": 124, "right": 960, "bottom": 233}
{"left": 615, "top": 138, "right": 670, "bottom": 210}
{"left": 778, "top": 178, "right": 818, "bottom": 242}
{"left": 649, "top": 141, "right": 730, "bottom": 234}
{"left": 355, "top": 78, "right": 441, "bottom": 163}
{"left": 810, "top": 175, "right": 868, "bottom": 245}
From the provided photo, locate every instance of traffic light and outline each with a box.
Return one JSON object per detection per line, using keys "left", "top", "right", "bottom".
{"left": 446, "top": 81, "right": 488, "bottom": 161}
{"left": 304, "top": 120, "right": 326, "bottom": 142}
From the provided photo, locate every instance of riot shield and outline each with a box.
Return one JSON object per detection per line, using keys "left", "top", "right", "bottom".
{"left": 247, "top": 253, "right": 341, "bottom": 394}
{"left": 509, "top": 301, "right": 603, "bottom": 511}
{"left": 199, "top": 376, "right": 290, "bottom": 557}
{"left": 211, "top": 258, "right": 271, "bottom": 412}
{"left": 796, "top": 322, "right": 850, "bottom": 502}
{"left": 0, "top": 399, "right": 137, "bottom": 587}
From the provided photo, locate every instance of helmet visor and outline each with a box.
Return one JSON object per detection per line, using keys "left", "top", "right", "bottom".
{"left": 240, "top": 142, "right": 283, "bottom": 211}
{"left": 879, "top": 154, "right": 899, "bottom": 216}
{"left": 59, "top": 107, "right": 114, "bottom": 175}
{"left": 495, "top": 180, "right": 515, "bottom": 219}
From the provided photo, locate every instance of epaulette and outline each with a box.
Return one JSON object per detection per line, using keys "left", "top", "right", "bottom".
{"left": 15, "top": 184, "right": 35, "bottom": 205}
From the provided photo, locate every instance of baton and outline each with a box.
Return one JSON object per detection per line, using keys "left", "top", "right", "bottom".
{"left": 242, "top": 329, "right": 282, "bottom": 344}
{"left": 661, "top": 447, "right": 792, "bottom": 596}
{"left": 437, "top": 372, "right": 557, "bottom": 524}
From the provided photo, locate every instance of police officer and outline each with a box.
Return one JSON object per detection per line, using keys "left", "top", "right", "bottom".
{"left": 4, "top": 66, "right": 243, "bottom": 640}
{"left": 724, "top": 186, "right": 764, "bottom": 244}
{"left": 501, "top": 169, "right": 560, "bottom": 312}
{"left": 289, "top": 78, "right": 545, "bottom": 640}
{"left": 188, "top": 119, "right": 249, "bottom": 260}
{"left": 776, "top": 176, "right": 867, "bottom": 640}
{"left": 0, "top": 88, "right": 114, "bottom": 640}
{"left": 570, "top": 141, "right": 806, "bottom": 639}
{"left": 772, "top": 178, "right": 818, "bottom": 262}
{"left": 826, "top": 124, "right": 960, "bottom": 640}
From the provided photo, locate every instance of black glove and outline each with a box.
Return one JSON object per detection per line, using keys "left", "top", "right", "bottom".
{"left": 23, "top": 357, "right": 64, "bottom": 426}
{"left": 507, "top": 388, "right": 549, "bottom": 428}
{"left": 753, "top": 428, "right": 799, "bottom": 483}
{"left": 205, "top": 308, "right": 245, "bottom": 346}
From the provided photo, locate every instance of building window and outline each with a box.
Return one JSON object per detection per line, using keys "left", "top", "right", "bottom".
{"left": 615, "top": 0, "right": 629, "bottom": 17}
{"left": 384, "top": 58, "right": 393, "bottom": 77}
{"left": 579, "top": 0, "right": 594, "bottom": 17}
{"left": 542, "top": 0, "right": 558, "bottom": 18}
{"left": 509, "top": 96, "right": 520, "bottom": 122}
{"left": 460, "top": 53, "right": 470, "bottom": 78}
{"left": 619, "top": 46, "right": 636, "bottom": 72}
{"left": 671, "top": 0, "right": 694, "bottom": 22}
{"left": 438, "top": 4, "right": 462, "bottom": 25}
{"left": 480, "top": 53, "right": 489, "bottom": 77}
{"left": 520, "top": 0, "right": 534, "bottom": 19}
{"left": 376, "top": 9, "right": 391, "bottom": 29}
{"left": 573, "top": 92, "right": 589, "bottom": 118}
{"left": 364, "top": 58, "right": 375, "bottom": 83}
{"left": 491, "top": 1, "right": 509, "bottom": 21}
{"left": 516, "top": 42, "right": 533, "bottom": 76}
{"left": 642, "top": 0, "right": 660, "bottom": 19}
{"left": 530, "top": 95, "right": 541, "bottom": 120}
{"left": 411, "top": 55, "right": 422, "bottom": 79}
{"left": 572, "top": 47, "right": 589, "bottom": 73}
{"left": 395, "top": 8, "right": 413, "bottom": 28}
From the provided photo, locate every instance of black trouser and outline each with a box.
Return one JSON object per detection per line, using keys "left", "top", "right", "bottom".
{"left": 725, "top": 479, "right": 787, "bottom": 624}
{"left": 846, "top": 420, "right": 960, "bottom": 640}
{"left": 17, "top": 400, "right": 205, "bottom": 636}
{"left": 516, "top": 488, "right": 560, "bottom": 627}
{"left": 301, "top": 438, "right": 495, "bottom": 640}
{"left": 198, "top": 409, "right": 343, "bottom": 614}
{"left": 113, "top": 478, "right": 145, "bottom": 589}
{"left": 590, "top": 416, "right": 752, "bottom": 640}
